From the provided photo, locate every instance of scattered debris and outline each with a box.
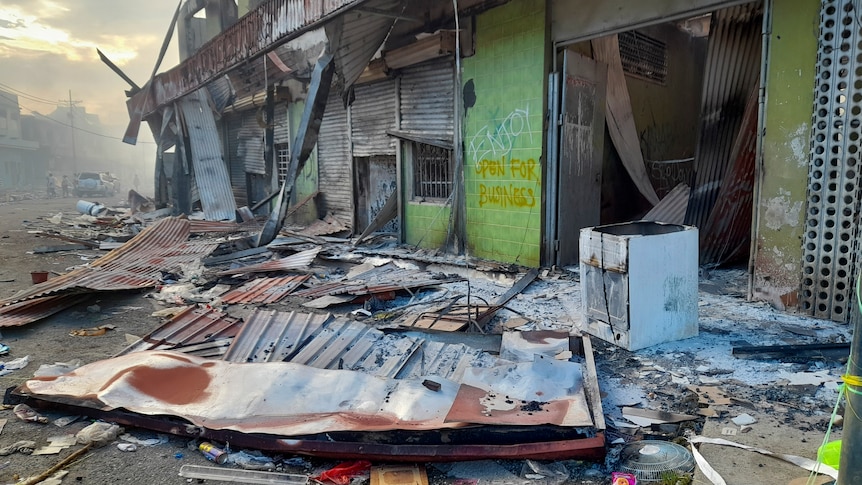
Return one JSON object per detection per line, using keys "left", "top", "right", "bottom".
{"left": 75, "top": 422, "right": 123, "bottom": 447}
{"left": 730, "top": 413, "right": 756, "bottom": 426}
{"left": 371, "top": 464, "right": 428, "bottom": 485}
{"left": 0, "top": 440, "right": 36, "bottom": 456}
{"left": 13, "top": 403, "right": 47, "bottom": 423}
{"left": 689, "top": 436, "right": 838, "bottom": 479}
{"left": 69, "top": 324, "right": 116, "bottom": 336}
{"left": 179, "top": 464, "right": 309, "bottom": 484}
{"left": 33, "top": 434, "right": 77, "bottom": 455}
{"left": 732, "top": 342, "right": 850, "bottom": 361}
{"left": 314, "top": 461, "right": 372, "bottom": 485}
{"left": 18, "top": 444, "right": 91, "bottom": 485}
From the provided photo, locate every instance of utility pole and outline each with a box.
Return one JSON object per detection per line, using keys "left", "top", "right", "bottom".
{"left": 60, "top": 90, "right": 81, "bottom": 175}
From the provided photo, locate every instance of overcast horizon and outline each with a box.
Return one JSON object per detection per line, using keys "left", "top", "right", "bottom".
{"left": 0, "top": 0, "right": 181, "bottom": 144}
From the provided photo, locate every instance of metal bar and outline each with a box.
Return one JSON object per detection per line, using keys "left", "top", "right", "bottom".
{"left": 839, "top": 280, "right": 862, "bottom": 482}
{"left": 257, "top": 53, "right": 335, "bottom": 246}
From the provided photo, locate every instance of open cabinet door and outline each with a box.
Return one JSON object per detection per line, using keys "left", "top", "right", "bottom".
{"left": 555, "top": 49, "right": 608, "bottom": 266}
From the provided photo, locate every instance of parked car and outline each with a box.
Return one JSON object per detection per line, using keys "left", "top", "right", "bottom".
{"left": 75, "top": 172, "right": 115, "bottom": 197}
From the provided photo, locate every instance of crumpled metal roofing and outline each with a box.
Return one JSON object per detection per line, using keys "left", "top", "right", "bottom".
{"left": 0, "top": 218, "right": 217, "bottom": 325}
{"left": 217, "top": 247, "right": 321, "bottom": 276}
{"left": 21, "top": 340, "right": 594, "bottom": 435}
{"left": 221, "top": 309, "right": 500, "bottom": 382}
{"left": 23, "top": 351, "right": 465, "bottom": 436}
{"left": 445, "top": 358, "right": 592, "bottom": 427}
{"left": 220, "top": 275, "right": 311, "bottom": 304}
{"left": 188, "top": 219, "right": 262, "bottom": 233}
{"left": 221, "top": 310, "right": 335, "bottom": 363}
{"left": 0, "top": 295, "right": 90, "bottom": 327}
{"left": 117, "top": 306, "right": 243, "bottom": 357}
{"left": 294, "top": 264, "right": 463, "bottom": 298}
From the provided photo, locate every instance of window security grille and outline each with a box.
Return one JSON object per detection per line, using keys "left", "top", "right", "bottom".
{"left": 413, "top": 142, "right": 452, "bottom": 200}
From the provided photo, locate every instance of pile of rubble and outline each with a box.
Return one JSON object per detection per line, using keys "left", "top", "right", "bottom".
{"left": 0, "top": 198, "right": 849, "bottom": 484}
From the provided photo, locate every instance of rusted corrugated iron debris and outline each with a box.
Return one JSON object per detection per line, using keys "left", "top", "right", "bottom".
{"left": 0, "top": 217, "right": 218, "bottom": 327}
{"left": 116, "top": 306, "right": 243, "bottom": 357}
{"left": 220, "top": 275, "right": 311, "bottom": 304}
{"left": 216, "top": 247, "right": 322, "bottom": 276}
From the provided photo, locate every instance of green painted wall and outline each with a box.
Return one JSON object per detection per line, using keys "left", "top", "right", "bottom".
{"left": 403, "top": 194, "right": 450, "bottom": 249}
{"left": 288, "top": 100, "right": 320, "bottom": 225}
{"left": 461, "top": 0, "right": 547, "bottom": 267}
{"left": 752, "top": 0, "right": 819, "bottom": 308}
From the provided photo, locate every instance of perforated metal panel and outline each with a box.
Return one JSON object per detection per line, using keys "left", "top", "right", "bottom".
{"left": 801, "top": 0, "right": 862, "bottom": 321}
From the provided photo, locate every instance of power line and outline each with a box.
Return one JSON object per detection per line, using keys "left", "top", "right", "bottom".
{"left": 17, "top": 100, "right": 155, "bottom": 144}
{"left": 0, "top": 81, "right": 63, "bottom": 106}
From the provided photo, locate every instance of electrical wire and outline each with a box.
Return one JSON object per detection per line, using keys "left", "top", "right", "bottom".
{"left": 15, "top": 100, "right": 155, "bottom": 144}
{"left": 0, "top": 81, "right": 64, "bottom": 105}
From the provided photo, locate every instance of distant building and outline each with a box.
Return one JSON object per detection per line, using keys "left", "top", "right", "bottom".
{"left": 22, "top": 105, "right": 114, "bottom": 177}
{"left": 0, "top": 89, "right": 42, "bottom": 191}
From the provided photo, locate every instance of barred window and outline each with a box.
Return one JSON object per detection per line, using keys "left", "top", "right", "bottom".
{"left": 276, "top": 143, "right": 289, "bottom": 185}
{"left": 413, "top": 142, "right": 452, "bottom": 200}
{"left": 618, "top": 30, "right": 668, "bottom": 85}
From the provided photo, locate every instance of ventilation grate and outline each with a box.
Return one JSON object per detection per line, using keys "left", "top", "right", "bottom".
{"left": 801, "top": 0, "right": 862, "bottom": 320}
{"left": 618, "top": 30, "right": 668, "bottom": 85}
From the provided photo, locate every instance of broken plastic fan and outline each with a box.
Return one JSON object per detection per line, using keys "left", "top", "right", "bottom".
{"left": 618, "top": 440, "right": 695, "bottom": 483}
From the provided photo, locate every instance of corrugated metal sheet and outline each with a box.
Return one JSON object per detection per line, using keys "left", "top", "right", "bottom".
{"left": 216, "top": 247, "right": 321, "bottom": 276}
{"left": 179, "top": 89, "right": 239, "bottom": 221}
{"left": 206, "top": 75, "right": 236, "bottom": 113}
{"left": 0, "top": 218, "right": 217, "bottom": 310}
{"left": 351, "top": 79, "right": 397, "bottom": 157}
{"left": 225, "top": 115, "right": 249, "bottom": 206}
{"left": 188, "top": 219, "right": 261, "bottom": 233}
{"left": 0, "top": 295, "right": 90, "bottom": 327}
{"left": 221, "top": 275, "right": 311, "bottom": 304}
{"left": 699, "top": 83, "right": 759, "bottom": 265}
{"left": 685, "top": 4, "right": 762, "bottom": 229}
{"left": 294, "top": 264, "right": 463, "bottom": 298}
{"left": 317, "top": 90, "right": 353, "bottom": 229}
{"left": 326, "top": 0, "right": 400, "bottom": 89}
{"left": 240, "top": 109, "right": 267, "bottom": 175}
{"left": 22, "top": 350, "right": 465, "bottom": 436}
{"left": 274, "top": 103, "right": 290, "bottom": 144}
{"left": 801, "top": 0, "right": 862, "bottom": 320}
{"left": 221, "top": 309, "right": 497, "bottom": 382}
{"left": 125, "top": 0, "right": 370, "bottom": 125}
{"left": 642, "top": 183, "right": 690, "bottom": 225}
{"left": 399, "top": 57, "right": 455, "bottom": 142}
{"left": 116, "top": 306, "right": 242, "bottom": 356}
{"left": 222, "top": 309, "right": 335, "bottom": 362}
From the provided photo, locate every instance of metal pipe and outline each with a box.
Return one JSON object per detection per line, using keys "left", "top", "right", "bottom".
{"left": 748, "top": 0, "right": 772, "bottom": 301}
{"left": 838, "top": 277, "right": 862, "bottom": 483}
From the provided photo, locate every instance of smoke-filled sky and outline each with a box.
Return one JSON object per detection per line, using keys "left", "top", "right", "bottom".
{"left": 0, "top": 0, "right": 180, "bottom": 137}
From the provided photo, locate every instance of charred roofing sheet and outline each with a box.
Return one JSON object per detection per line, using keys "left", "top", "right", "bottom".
{"left": 0, "top": 295, "right": 90, "bottom": 327}
{"left": 294, "top": 264, "right": 462, "bottom": 298}
{"left": 117, "top": 306, "right": 243, "bottom": 357}
{"left": 221, "top": 309, "right": 498, "bottom": 382}
{"left": 221, "top": 309, "right": 334, "bottom": 363}
{"left": 0, "top": 218, "right": 217, "bottom": 308}
{"left": 188, "top": 220, "right": 262, "bottom": 233}
{"left": 221, "top": 275, "right": 311, "bottom": 304}
{"left": 216, "top": 247, "right": 321, "bottom": 276}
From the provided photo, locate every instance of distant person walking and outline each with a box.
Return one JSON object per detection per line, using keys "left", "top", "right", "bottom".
{"left": 61, "top": 175, "right": 71, "bottom": 198}
{"left": 46, "top": 173, "right": 56, "bottom": 198}
{"left": 133, "top": 173, "right": 140, "bottom": 191}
